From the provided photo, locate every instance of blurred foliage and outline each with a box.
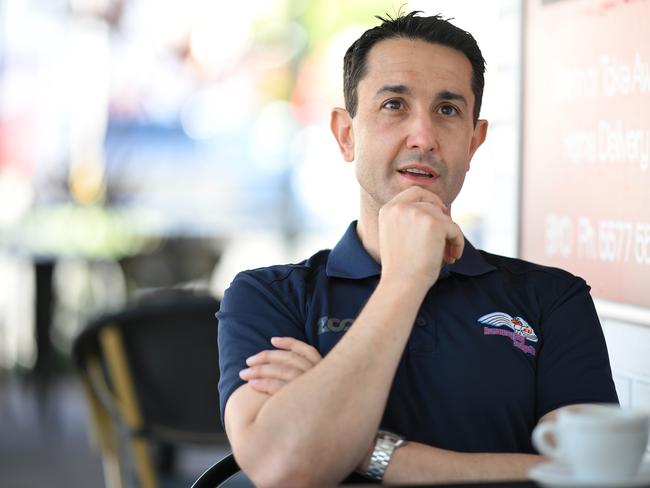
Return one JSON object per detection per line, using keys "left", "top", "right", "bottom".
{"left": 296, "top": 0, "right": 404, "bottom": 47}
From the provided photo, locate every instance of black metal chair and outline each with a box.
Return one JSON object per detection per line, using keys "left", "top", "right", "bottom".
{"left": 191, "top": 453, "right": 241, "bottom": 488}
{"left": 72, "top": 291, "right": 226, "bottom": 488}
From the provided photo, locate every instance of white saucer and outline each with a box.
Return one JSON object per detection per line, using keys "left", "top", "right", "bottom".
{"left": 529, "top": 461, "right": 650, "bottom": 487}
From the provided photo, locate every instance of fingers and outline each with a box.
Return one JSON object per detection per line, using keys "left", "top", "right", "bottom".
{"left": 391, "top": 185, "right": 447, "bottom": 208}
{"left": 247, "top": 378, "right": 286, "bottom": 395}
{"left": 246, "top": 349, "right": 314, "bottom": 371}
{"left": 240, "top": 363, "right": 306, "bottom": 383}
{"left": 240, "top": 338, "right": 323, "bottom": 396}
{"left": 270, "top": 336, "right": 322, "bottom": 363}
{"left": 383, "top": 188, "right": 450, "bottom": 225}
{"left": 387, "top": 187, "right": 464, "bottom": 263}
{"left": 442, "top": 220, "right": 465, "bottom": 263}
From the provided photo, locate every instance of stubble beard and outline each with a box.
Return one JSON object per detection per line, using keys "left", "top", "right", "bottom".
{"left": 394, "top": 152, "right": 450, "bottom": 202}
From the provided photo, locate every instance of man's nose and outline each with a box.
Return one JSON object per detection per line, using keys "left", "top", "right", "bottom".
{"left": 405, "top": 111, "right": 438, "bottom": 152}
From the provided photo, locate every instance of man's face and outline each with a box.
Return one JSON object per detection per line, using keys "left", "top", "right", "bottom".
{"left": 333, "top": 38, "right": 488, "bottom": 212}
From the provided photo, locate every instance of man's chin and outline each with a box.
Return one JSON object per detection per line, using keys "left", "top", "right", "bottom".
{"left": 400, "top": 182, "right": 443, "bottom": 198}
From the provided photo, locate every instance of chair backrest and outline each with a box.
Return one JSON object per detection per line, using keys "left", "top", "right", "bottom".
{"left": 191, "top": 453, "right": 240, "bottom": 488}
{"left": 73, "top": 291, "right": 224, "bottom": 445}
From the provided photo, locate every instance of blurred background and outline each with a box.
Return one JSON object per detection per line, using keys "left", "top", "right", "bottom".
{"left": 0, "top": 0, "right": 521, "bottom": 366}
{"left": 0, "top": 0, "right": 648, "bottom": 486}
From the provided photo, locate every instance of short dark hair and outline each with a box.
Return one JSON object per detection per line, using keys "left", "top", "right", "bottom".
{"left": 343, "top": 11, "right": 486, "bottom": 124}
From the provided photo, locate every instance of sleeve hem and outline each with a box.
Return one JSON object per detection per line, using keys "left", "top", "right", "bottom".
{"left": 536, "top": 396, "right": 620, "bottom": 422}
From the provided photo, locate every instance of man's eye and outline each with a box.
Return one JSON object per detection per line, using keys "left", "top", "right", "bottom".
{"left": 382, "top": 99, "right": 403, "bottom": 110}
{"left": 439, "top": 105, "right": 458, "bottom": 116}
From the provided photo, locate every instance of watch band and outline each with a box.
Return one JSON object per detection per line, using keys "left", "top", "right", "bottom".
{"left": 363, "top": 430, "right": 406, "bottom": 481}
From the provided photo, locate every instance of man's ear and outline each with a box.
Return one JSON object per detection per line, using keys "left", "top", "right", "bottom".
{"left": 330, "top": 107, "right": 354, "bottom": 162}
{"left": 467, "top": 118, "right": 488, "bottom": 166}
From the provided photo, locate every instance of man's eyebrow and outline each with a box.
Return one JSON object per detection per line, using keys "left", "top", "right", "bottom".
{"left": 374, "top": 86, "right": 468, "bottom": 107}
{"left": 437, "top": 90, "right": 468, "bottom": 106}
{"left": 374, "top": 84, "right": 412, "bottom": 98}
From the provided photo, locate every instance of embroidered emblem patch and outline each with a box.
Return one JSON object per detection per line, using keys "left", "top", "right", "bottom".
{"left": 477, "top": 312, "right": 538, "bottom": 356}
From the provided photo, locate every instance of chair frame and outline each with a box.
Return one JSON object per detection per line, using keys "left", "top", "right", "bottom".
{"left": 73, "top": 294, "right": 223, "bottom": 488}
{"left": 102, "top": 324, "right": 158, "bottom": 488}
{"left": 191, "top": 453, "right": 240, "bottom": 488}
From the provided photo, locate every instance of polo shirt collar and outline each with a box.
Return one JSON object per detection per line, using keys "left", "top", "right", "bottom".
{"left": 326, "top": 222, "right": 380, "bottom": 279}
{"left": 443, "top": 238, "right": 496, "bottom": 278}
{"left": 326, "top": 221, "right": 496, "bottom": 280}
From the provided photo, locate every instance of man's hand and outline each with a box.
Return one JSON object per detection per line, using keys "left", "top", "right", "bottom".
{"left": 240, "top": 337, "right": 375, "bottom": 474}
{"left": 378, "top": 187, "right": 464, "bottom": 289}
{"left": 239, "top": 337, "right": 322, "bottom": 395}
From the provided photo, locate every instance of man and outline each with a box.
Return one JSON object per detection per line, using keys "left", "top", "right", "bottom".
{"left": 217, "top": 11, "right": 618, "bottom": 487}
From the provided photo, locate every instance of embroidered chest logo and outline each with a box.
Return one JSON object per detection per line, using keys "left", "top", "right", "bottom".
{"left": 477, "top": 312, "right": 538, "bottom": 356}
{"left": 317, "top": 316, "right": 354, "bottom": 334}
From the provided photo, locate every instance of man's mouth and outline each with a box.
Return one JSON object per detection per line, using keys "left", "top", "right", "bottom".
{"left": 398, "top": 167, "right": 435, "bottom": 178}
{"left": 397, "top": 165, "right": 439, "bottom": 180}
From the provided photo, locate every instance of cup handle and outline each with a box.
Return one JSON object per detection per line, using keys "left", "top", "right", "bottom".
{"left": 532, "top": 421, "right": 561, "bottom": 459}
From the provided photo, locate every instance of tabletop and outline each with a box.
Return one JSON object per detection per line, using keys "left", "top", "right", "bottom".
{"left": 345, "top": 481, "right": 537, "bottom": 488}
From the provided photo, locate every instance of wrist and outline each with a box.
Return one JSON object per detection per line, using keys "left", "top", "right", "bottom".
{"left": 377, "top": 273, "right": 433, "bottom": 300}
{"left": 357, "top": 430, "right": 408, "bottom": 481}
{"left": 356, "top": 444, "right": 374, "bottom": 474}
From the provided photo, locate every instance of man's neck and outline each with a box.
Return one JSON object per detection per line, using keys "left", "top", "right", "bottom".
{"left": 356, "top": 202, "right": 381, "bottom": 264}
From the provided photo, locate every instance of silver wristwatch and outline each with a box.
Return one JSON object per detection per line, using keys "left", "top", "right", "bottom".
{"left": 362, "top": 430, "right": 406, "bottom": 481}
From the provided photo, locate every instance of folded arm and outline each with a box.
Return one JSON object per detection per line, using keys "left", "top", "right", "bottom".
{"left": 383, "top": 442, "right": 542, "bottom": 484}
{"left": 225, "top": 279, "right": 430, "bottom": 487}
{"left": 246, "top": 336, "right": 559, "bottom": 484}
{"left": 380, "top": 409, "right": 559, "bottom": 484}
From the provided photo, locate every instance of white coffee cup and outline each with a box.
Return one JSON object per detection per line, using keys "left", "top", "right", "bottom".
{"left": 532, "top": 404, "right": 649, "bottom": 482}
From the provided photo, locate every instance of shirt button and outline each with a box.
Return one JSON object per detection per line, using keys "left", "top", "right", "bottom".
{"left": 415, "top": 317, "right": 427, "bottom": 327}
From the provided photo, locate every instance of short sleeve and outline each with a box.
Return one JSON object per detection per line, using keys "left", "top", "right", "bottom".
{"left": 217, "top": 271, "right": 307, "bottom": 424}
{"left": 536, "top": 278, "right": 619, "bottom": 419}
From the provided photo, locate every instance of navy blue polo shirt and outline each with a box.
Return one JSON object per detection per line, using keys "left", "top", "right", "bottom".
{"left": 217, "top": 221, "right": 618, "bottom": 454}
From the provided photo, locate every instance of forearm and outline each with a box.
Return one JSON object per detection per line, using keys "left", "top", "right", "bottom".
{"left": 231, "top": 278, "right": 428, "bottom": 486}
{"left": 384, "top": 442, "right": 544, "bottom": 484}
